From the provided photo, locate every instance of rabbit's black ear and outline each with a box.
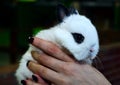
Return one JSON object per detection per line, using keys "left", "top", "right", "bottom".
{"left": 56, "top": 4, "right": 70, "bottom": 22}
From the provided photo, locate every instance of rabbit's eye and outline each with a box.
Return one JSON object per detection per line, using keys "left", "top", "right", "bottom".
{"left": 72, "top": 33, "right": 84, "bottom": 44}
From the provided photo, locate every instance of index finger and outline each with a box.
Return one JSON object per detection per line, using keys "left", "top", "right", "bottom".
{"left": 30, "top": 37, "right": 74, "bottom": 62}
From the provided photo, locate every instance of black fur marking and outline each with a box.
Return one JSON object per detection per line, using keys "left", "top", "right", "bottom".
{"left": 72, "top": 33, "right": 84, "bottom": 44}
{"left": 56, "top": 4, "right": 70, "bottom": 22}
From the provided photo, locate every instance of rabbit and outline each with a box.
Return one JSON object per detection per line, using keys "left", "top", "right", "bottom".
{"left": 15, "top": 4, "right": 99, "bottom": 85}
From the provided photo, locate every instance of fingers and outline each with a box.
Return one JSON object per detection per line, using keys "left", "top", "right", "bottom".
{"left": 31, "top": 51, "right": 66, "bottom": 72}
{"left": 27, "top": 61, "right": 62, "bottom": 84}
{"left": 30, "top": 37, "right": 74, "bottom": 62}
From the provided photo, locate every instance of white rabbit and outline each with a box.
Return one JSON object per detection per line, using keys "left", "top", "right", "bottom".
{"left": 15, "top": 4, "right": 99, "bottom": 85}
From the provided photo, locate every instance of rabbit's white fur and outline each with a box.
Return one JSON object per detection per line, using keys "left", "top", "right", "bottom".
{"left": 15, "top": 7, "right": 99, "bottom": 85}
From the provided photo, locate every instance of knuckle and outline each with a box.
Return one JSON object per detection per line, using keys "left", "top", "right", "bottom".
{"left": 61, "top": 63, "right": 75, "bottom": 75}
{"left": 48, "top": 46, "right": 56, "bottom": 53}
{"left": 59, "top": 77, "right": 70, "bottom": 85}
{"left": 61, "top": 65, "right": 68, "bottom": 71}
{"left": 64, "top": 63, "right": 71, "bottom": 70}
{"left": 47, "top": 44, "right": 60, "bottom": 54}
{"left": 60, "top": 64, "right": 71, "bottom": 73}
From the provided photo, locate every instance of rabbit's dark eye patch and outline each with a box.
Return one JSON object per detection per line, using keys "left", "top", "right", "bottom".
{"left": 72, "top": 33, "right": 84, "bottom": 44}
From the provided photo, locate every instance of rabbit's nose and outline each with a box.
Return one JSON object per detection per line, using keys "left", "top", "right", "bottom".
{"left": 89, "top": 44, "right": 96, "bottom": 52}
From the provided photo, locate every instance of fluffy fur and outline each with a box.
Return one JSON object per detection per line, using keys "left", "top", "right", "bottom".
{"left": 15, "top": 4, "right": 99, "bottom": 85}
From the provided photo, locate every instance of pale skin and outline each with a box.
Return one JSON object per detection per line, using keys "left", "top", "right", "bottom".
{"left": 25, "top": 37, "right": 111, "bottom": 85}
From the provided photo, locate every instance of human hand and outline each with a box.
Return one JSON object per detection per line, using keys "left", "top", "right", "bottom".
{"left": 26, "top": 37, "right": 111, "bottom": 85}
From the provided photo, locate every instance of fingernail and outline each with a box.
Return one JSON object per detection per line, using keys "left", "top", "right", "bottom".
{"left": 21, "top": 80, "right": 26, "bottom": 85}
{"left": 28, "top": 36, "right": 34, "bottom": 44}
{"left": 32, "top": 75, "right": 38, "bottom": 82}
{"left": 26, "top": 60, "right": 30, "bottom": 67}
